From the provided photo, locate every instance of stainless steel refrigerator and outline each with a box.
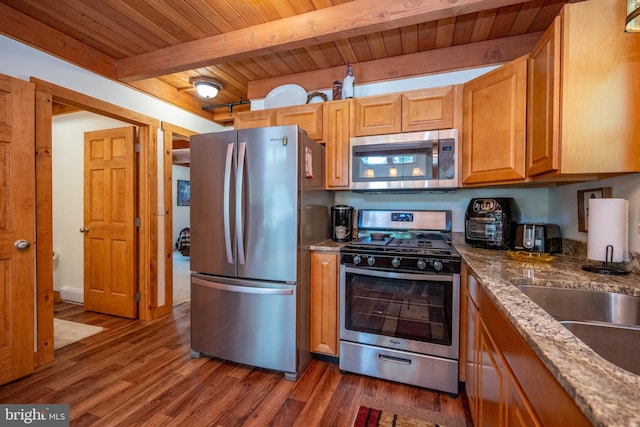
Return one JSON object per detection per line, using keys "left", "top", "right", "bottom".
{"left": 189, "top": 125, "right": 332, "bottom": 380}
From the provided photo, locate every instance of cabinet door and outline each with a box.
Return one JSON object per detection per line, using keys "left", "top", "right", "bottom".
{"left": 323, "top": 99, "right": 351, "bottom": 188}
{"left": 353, "top": 93, "right": 402, "bottom": 136}
{"left": 466, "top": 293, "right": 480, "bottom": 424}
{"left": 276, "top": 103, "right": 323, "bottom": 140}
{"left": 527, "top": 17, "right": 561, "bottom": 177}
{"left": 507, "top": 373, "right": 542, "bottom": 427}
{"left": 478, "top": 319, "right": 507, "bottom": 427}
{"left": 234, "top": 109, "right": 275, "bottom": 129}
{"left": 402, "top": 86, "right": 454, "bottom": 132}
{"left": 310, "top": 251, "right": 340, "bottom": 356}
{"left": 462, "top": 56, "right": 527, "bottom": 185}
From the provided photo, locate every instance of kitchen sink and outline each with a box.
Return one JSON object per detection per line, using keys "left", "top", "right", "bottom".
{"left": 516, "top": 285, "right": 640, "bottom": 326}
{"left": 560, "top": 321, "right": 640, "bottom": 376}
{"left": 516, "top": 285, "right": 640, "bottom": 375}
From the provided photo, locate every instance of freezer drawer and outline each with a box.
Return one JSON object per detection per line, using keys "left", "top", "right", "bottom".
{"left": 191, "top": 274, "right": 298, "bottom": 376}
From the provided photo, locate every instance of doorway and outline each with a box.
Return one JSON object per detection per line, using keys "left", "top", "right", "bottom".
{"left": 51, "top": 112, "right": 136, "bottom": 317}
{"left": 161, "top": 123, "right": 198, "bottom": 309}
{"left": 32, "top": 77, "right": 164, "bottom": 368}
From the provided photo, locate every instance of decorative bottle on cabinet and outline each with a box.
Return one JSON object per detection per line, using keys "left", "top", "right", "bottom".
{"left": 343, "top": 61, "right": 354, "bottom": 99}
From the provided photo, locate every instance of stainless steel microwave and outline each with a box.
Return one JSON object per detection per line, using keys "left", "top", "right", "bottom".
{"left": 349, "top": 129, "right": 458, "bottom": 191}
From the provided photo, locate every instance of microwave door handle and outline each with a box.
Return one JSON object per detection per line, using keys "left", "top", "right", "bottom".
{"left": 432, "top": 139, "right": 439, "bottom": 179}
{"left": 236, "top": 141, "right": 247, "bottom": 265}
{"left": 223, "top": 142, "right": 235, "bottom": 264}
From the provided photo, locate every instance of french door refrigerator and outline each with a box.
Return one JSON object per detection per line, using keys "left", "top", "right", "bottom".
{"left": 189, "top": 125, "right": 331, "bottom": 380}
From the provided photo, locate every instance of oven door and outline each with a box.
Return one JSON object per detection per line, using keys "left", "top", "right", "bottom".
{"left": 340, "top": 265, "right": 459, "bottom": 359}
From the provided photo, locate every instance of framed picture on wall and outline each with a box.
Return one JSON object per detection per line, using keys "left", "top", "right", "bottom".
{"left": 577, "top": 187, "right": 611, "bottom": 232}
{"left": 177, "top": 180, "right": 190, "bottom": 206}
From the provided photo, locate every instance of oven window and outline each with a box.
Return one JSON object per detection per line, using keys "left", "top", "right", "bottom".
{"left": 344, "top": 271, "right": 452, "bottom": 345}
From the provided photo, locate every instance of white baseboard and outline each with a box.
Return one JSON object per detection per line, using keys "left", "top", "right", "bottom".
{"left": 60, "top": 286, "right": 84, "bottom": 304}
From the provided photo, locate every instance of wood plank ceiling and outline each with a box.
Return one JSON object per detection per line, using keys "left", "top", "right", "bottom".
{"left": 0, "top": 0, "right": 577, "bottom": 124}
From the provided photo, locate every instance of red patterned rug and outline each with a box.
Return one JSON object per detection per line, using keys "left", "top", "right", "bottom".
{"left": 352, "top": 396, "right": 465, "bottom": 427}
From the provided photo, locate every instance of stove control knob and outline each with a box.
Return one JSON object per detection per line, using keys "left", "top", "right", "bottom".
{"left": 367, "top": 256, "right": 376, "bottom": 266}
{"left": 391, "top": 257, "right": 401, "bottom": 268}
{"left": 353, "top": 255, "right": 362, "bottom": 265}
{"left": 417, "top": 259, "right": 427, "bottom": 270}
{"left": 433, "top": 260, "right": 444, "bottom": 271}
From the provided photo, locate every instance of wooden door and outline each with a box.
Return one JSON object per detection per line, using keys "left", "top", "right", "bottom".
{"left": 83, "top": 126, "right": 137, "bottom": 318}
{"left": 0, "top": 74, "right": 36, "bottom": 385}
{"left": 233, "top": 109, "right": 275, "bottom": 129}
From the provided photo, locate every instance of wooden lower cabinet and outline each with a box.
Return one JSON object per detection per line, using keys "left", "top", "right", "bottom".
{"left": 310, "top": 251, "right": 340, "bottom": 357}
{"left": 464, "top": 266, "right": 590, "bottom": 426}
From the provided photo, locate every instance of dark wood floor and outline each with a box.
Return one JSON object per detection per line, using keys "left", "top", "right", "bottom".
{"left": 0, "top": 302, "right": 473, "bottom": 426}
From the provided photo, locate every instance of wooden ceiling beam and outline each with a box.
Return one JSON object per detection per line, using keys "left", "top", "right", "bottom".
{"left": 116, "top": 0, "right": 539, "bottom": 82}
{"left": 247, "top": 32, "right": 543, "bottom": 99}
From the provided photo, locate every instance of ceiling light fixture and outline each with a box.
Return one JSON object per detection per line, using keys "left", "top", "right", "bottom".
{"left": 191, "top": 77, "right": 222, "bottom": 99}
{"left": 627, "top": 0, "right": 640, "bottom": 32}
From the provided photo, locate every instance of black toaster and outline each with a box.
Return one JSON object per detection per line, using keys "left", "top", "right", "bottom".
{"left": 513, "top": 223, "right": 562, "bottom": 254}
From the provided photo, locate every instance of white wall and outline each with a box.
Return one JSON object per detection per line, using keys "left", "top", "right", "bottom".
{"left": 548, "top": 174, "right": 640, "bottom": 252}
{"left": 172, "top": 165, "right": 191, "bottom": 243}
{"left": 0, "top": 34, "right": 226, "bottom": 306}
{"left": 52, "top": 112, "right": 130, "bottom": 298}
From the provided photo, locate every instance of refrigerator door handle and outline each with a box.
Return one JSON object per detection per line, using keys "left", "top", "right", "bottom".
{"left": 223, "top": 142, "right": 235, "bottom": 264}
{"left": 236, "top": 141, "right": 247, "bottom": 265}
{"left": 192, "top": 277, "right": 294, "bottom": 295}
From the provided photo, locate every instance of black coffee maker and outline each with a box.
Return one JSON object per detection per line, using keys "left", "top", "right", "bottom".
{"left": 331, "top": 205, "right": 354, "bottom": 242}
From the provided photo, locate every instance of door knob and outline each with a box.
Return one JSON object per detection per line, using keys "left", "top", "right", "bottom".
{"left": 79, "top": 227, "right": 90, "bottom": 233}
{"left": 14, "top": 239, "right": 31, "bottom": 250}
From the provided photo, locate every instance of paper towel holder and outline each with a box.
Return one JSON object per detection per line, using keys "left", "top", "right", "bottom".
{"left": 581, "top": 197, "right": 630, "bottom": 275}
{"left": 581, "top": 244, "right": 630, "bottom": 275}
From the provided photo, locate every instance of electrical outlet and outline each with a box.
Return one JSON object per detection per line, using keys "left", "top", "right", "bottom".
{"left": 157, "top": 204, "right": 165, "bottom": 216}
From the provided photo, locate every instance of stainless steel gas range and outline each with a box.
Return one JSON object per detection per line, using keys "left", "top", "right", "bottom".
{"left": 339, "top": 209, "right": 461, "bottom": 394}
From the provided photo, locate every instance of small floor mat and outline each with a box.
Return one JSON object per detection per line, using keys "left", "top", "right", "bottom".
{"left": 54, "top": 318, "right": 104, "bottom": 350}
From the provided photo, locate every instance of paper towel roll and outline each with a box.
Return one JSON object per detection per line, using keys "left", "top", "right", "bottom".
{"left": 587, "top": 198, "right": 628, "bottom": 262}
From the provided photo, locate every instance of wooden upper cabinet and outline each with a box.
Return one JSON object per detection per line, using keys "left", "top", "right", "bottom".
{"left": 526, "top": 16, "right": 561, "bottom": 177}
{"left": 323, "top": 99, "right": 352, "bottom": 188}
{"left": 354, "top": 87, "right": 455, "bottom": 136}
{"left": 527, "top": 0, "right": 640, "bottom": 179}
{"left": 234, "top": 109, "right": 275, "bottom": 129}
{"left": 234, "top": 103, "right": 323, "bottom": 140}
{"left": 353, "top": 93, "right": 402, "bottom": 136}
{"left": 462, "top": 56, "right": 528, "bottom": 186}
{"left": 276, "top": 103, "right": 323, "bottom": 140}
{"left": 402, "top": 86, "right": 454, "bottom": 132}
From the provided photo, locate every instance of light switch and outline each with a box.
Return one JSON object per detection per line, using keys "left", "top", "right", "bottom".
{"left": 157, "top": 204, "right": 165, "bottom": 216}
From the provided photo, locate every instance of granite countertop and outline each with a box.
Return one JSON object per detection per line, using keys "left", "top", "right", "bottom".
{"left": 453, "top": 234, "right": 640, "bottom": 427}
{"left": 309, "top": 239, "right": 349, "bottom": 251}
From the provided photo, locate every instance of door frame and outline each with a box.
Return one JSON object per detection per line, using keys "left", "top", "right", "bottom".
{"left": 32, "top": 77, "right": 163, "bottom": 366}
{"left": 157, "top": 122, "right": 197, "bottom": 318}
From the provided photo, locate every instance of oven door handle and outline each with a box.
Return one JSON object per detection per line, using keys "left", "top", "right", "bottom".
{"left": 344, "top": 266, "right": 454, "bottom": 282}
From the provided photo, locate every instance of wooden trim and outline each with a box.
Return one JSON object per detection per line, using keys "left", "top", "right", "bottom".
{"left": 31, "top": 77, "right": 162, "bottom": 358}
{"left": 158, "top": 122, "right": 199, "bottom": 318}
{"left": 34, "top": 88, "right": 55, "bottom": 366}
{"left": 116, "top": 0, "right": 540, "bottom": 81}
{"left": 247, "top": 32, "right": 543, "bottom": 99}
